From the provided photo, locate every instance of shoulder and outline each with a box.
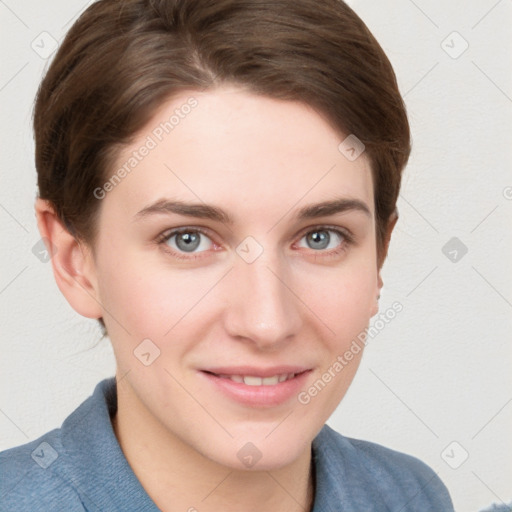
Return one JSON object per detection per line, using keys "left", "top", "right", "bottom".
{"left": 0, "top": 378, "right": 116, "bottom": 512}
{"left": 0, "top": 429, "right": 85, "bottom": 511}
{"left": 313, "top": 424, "right": 454, "bottom": 511}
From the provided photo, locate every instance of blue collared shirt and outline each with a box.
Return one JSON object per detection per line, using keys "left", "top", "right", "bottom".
{"left": 0, "top": 377, "right": 453, "bottom": 511}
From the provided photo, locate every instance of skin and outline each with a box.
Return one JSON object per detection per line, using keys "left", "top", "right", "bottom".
{"left": 36, "top": 85, "right": 396, "bottom": 512}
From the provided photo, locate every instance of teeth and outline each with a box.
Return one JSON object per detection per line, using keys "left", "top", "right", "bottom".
{"left": 262, "top": 376, "right": 279, "bottom": 385}
{"left": 244, "top": 376, "right": 264, "bottom": 386}
{"left": 218, "top": 373, "right": 296, "bottom": 385}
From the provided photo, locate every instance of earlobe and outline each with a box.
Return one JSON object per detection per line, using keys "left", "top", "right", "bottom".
{"left": 34, "top": 198, "right": 103, "bottom": 319}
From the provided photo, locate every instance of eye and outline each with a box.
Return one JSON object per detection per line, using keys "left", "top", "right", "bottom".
{"left": 296, "top": 226, "right": 353, "bottom": 255}
{"left": 156, "top": 225, "right": 354, "bottom": 261}
{"left": 157, "top": 227, "right": 214, "bottom": 259}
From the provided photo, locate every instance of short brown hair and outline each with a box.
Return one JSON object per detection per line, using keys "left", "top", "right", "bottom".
{"left": 34, "top": 0, "right": 410, "bottom": 262}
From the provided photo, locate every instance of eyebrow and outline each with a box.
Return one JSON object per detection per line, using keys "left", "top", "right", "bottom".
{"left": 134, "top": 197, "right": 371, "bottom": 224}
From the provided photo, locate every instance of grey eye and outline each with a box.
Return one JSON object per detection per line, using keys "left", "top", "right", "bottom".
{"left": 300, "top": 229, "right": 344, "bottom": 251}
{"left": 165, "top": 230, "right": 213, "bottom": 254}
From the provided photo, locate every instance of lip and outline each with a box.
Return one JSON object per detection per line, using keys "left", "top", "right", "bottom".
{"left": 201, "top": 365, "right": 311, "bottom": 378}
{"left": 199, "top": 367, "right": 312, "bottom": 408}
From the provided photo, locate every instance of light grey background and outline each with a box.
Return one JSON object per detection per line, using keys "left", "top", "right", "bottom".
{"left": 1, "top": 1, "right": 511, "bottom": 511}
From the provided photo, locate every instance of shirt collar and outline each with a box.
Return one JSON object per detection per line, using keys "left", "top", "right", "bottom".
{"left": 55, "top": 377, "right": 159, "bottom": 511}
{"left": 56, "top": 377, "right": 347, "bottom": 511}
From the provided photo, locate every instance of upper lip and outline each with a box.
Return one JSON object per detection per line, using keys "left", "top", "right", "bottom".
{"left": 201, "top": 366, "right": 312, "bottom": 377}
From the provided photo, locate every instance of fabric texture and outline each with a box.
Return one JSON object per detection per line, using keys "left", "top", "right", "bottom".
{"left": 0, "top": 377, "right": 454, "bottom": 511}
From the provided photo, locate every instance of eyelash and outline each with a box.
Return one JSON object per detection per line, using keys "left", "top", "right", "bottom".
{"left": 155, "top": 225, "right": 355, "bottom": 261}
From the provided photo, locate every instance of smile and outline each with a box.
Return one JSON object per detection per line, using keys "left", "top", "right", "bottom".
{"left": 200, "top": 369, "right": 312, "bottom": 407}
{"left": 213, "top": 373, "right": 299, "bottom": 386}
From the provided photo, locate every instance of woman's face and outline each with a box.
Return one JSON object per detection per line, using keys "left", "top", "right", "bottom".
{"left": 91, "top": 85, "right": 380, "bottom": 470}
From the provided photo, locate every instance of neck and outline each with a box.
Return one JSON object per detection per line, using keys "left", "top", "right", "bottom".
{"left": 111, "top": 378, "right": 315, "bottom": 512}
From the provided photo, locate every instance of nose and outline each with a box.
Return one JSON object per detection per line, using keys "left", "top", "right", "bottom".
{"left": 223, "top": 249, "right": 303, "bottom": 350}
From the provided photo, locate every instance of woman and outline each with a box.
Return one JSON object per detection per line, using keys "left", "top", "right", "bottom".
{"left": 0, "top": 0, "right": 454, "bottom": 510}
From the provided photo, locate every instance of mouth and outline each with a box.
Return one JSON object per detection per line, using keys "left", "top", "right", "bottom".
{"left": 202, "top": 371, "right": 306, "bottom": 386}
{"left": 199, "top": 367, "right": 312, "bottom": 407}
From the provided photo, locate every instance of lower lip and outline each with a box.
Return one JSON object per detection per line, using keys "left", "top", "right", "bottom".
{"left": 199, "top": 370, "right": 312, "bottom": 407}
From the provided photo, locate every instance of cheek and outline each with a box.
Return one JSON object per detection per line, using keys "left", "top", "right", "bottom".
{"left": 310, "top": 267, "right": 376, "bottom": 403}
{"left": 95, "top": 252, "right": 216, "bottom": 341}
{"left": 310, "top": 260, "right": 378, "bottom": 331}
{"left": 95, "top": 231, "right": 379, "bottom": 348}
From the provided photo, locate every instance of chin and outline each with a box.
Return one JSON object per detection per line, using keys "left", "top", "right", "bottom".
{"left": 198, "top": 427, "right": 313, "bottom": 472}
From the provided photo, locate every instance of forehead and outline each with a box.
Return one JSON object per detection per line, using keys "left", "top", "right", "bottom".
{"left": 104, "top": 86, "right": 374, "bottom": 222}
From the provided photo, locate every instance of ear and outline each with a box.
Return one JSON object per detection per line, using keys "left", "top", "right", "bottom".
{"left": 34, "top": 198, "right": 103, "bottom": 319}
{"left": 377, "top": 207, "right": 399, "bottom": 275}
{"left": 371, "top": 208, "right": 399, "bottom": 316}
